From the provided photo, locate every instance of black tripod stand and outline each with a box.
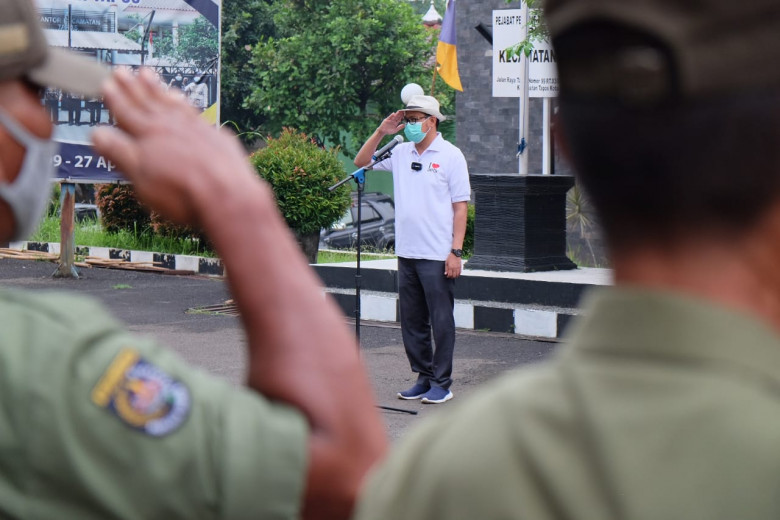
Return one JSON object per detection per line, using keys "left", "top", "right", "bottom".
{"left": 330, "top": 149, "right": 417, "bottom": 416}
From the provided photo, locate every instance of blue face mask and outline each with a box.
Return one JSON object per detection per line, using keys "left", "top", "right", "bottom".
{"left": 404, "top": 122, "right": 427, "bottom": 143}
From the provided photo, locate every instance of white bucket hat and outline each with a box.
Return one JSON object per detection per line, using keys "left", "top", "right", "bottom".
{"left": 401, "top": 95, "right": 446, "bottom": 122}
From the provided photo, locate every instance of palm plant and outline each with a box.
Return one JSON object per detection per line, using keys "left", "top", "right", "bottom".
{"left": 566, "top": 183, "right": 599, "bottom": 267}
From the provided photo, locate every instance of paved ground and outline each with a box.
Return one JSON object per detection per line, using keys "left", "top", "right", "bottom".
{"left": 0, "top": 257, "right": 559, "bottom": 440}
{"left": 332, "top": 257, "right": 614, "bottom": 285}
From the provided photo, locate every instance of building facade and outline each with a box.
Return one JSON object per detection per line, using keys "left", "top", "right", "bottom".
{"left": 455, "top": 0, "right": 572, "bottom": 176}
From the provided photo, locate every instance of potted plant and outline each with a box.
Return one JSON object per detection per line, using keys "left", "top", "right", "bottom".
{"left": 250, "top": 128, "right": 351, "bottom": 263}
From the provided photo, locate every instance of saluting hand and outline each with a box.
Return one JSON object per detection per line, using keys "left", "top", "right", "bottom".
{"left": 93, "top": 68, "right": 260, "bottom": 227}
{"left": 378, "top": 110, "right": 405, "bottom": 136}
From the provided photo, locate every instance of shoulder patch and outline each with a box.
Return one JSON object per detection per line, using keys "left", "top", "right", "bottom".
{"left": 92, "top": 348, "right": 191, "bottom": 437}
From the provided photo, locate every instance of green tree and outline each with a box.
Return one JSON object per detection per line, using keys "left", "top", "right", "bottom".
{"left": 220, "top": 1, "right": 278, "bottom": 139}
{"left": 155, "top": 17, "right": 218, "bottom": 68}
{"left": 505, "top": 0, "right": 549, "bottom": 58}
{"left": 247, "top": 0, "right": 438, "bottom": 155}
{"left": 122, "top": 14, "right": 145, "bottom": 44}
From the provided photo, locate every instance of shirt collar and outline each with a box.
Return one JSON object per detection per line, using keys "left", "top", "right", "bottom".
{"left": 413, "top": 132, "right": 445, "bottom": 155}
{"left": 563, "top": 287, "right": 780, "bottom": 384}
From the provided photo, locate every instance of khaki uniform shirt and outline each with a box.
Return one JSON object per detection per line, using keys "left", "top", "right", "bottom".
{"left": 355, "top": 287, "right": 780, "bottom": 520}
{"left": 0, "top": 289, "right": 308, "bottom": 519}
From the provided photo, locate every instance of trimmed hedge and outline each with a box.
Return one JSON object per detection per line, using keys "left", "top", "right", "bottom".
{"left": 249, "top": 128, "right": 351, "bottom": 236}
{"left": 150, "top": 211, "right": 211, "bottom": 251}
{"left": 96, "top": 184, "right": 210, "bottom": 251}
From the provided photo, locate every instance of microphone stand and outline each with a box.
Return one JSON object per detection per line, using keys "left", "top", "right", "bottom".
{"left": 329, "top": 151, "right": 418, "bottom": 416}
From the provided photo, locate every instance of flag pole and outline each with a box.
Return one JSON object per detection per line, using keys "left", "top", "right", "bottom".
{"left": 431, "top": 66, "right": 438, "bottom": 96}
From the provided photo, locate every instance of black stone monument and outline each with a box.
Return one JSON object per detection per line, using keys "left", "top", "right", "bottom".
{"left": 466, "top": 174, "right": 576, "bottom": 272}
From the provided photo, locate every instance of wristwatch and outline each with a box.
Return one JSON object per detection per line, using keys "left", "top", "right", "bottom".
{"left": 451, "top": 249, "right": 463, "bottom": 258}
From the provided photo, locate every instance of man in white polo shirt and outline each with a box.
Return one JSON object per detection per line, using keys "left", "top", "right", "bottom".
{"left": 355, "top": 95, "right": 471, "bottom": 404}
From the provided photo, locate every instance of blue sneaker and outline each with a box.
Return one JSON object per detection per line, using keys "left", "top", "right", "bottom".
{"left": 397, "top": 383, "right": 430, "bottom": 400}
{"left": 421, "top": 387, "right": 453, "bottom": 404}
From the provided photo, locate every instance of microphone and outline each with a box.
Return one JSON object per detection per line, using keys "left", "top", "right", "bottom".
{"left": 373, "top": 135, "right": 404, "bottom": 160}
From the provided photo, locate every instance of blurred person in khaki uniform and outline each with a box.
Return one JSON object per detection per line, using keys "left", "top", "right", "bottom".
{"left": 352, "top": 1, "right": 780, "bottom": 519}
{"left": 0, "top": 1, "right": 386, "bottom": 518}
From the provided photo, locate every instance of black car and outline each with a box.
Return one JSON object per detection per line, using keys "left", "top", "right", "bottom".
{"left": 58, "top": 203, "right": 100, "bottom": 223}
{"left": 320, "top": 192, "right": 395, "bottom": 251}
{"left": 74, "top": 203, "right": 100, "bottom": 222}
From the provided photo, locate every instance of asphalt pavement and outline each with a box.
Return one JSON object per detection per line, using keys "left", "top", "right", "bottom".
{"left": 0, "top": 257, "right": 559, "bottom": 440}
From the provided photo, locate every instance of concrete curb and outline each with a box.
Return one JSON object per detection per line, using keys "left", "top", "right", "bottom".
{"left": 324, "top": 288, "right": 578, "bottom": 340}
{"left": 11, "top": 241, "right": 224, "bottom": 276}
{"left": 312, "top": 260, "right": 610, "bottom": 339}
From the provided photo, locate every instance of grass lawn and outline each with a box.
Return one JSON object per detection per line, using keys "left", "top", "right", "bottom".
{"left": 31, "top": 215, "right": 216, "bottom": 257}
{"left": 317, "top": 250, "right": 395, "bottom": 263}
{"left": 31, "top": 215, "right": 395, "bottom": 264}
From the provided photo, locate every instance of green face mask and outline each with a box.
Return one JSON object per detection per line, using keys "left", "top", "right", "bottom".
{"left": 404, "top": 122, "right": 427, "bottom": 143}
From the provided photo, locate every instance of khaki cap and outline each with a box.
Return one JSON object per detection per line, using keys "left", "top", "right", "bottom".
{"left": 0, "top": 0, "right": 110, "bottom": 96}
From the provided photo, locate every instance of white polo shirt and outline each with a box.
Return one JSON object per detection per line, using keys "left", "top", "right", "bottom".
{"left": 373, "top": 133, "right": 470, "bottom": 261}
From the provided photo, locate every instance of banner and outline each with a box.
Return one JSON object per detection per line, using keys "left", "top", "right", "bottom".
{"left": 33, "top": 0, "right": 222, "bottom": 183}
{"left": 54, "top": 142, "right": 123, "bottom": 182}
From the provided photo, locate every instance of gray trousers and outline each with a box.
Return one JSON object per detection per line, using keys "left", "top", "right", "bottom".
{"left": 398, "top": 257, "right": 456, "bottom": 390}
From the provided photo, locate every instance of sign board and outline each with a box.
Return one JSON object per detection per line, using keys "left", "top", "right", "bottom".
{"left": 492, "top": 9, "right": 525, "bottom": 98}
{"left": 527, "top": 39, "right": 558, "bottom": 98}
{"left": 492, "top": 9, "right": 558, "bottom": 98}
{"left": 33, "top": 0, "right": 222, "bottom": 183}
